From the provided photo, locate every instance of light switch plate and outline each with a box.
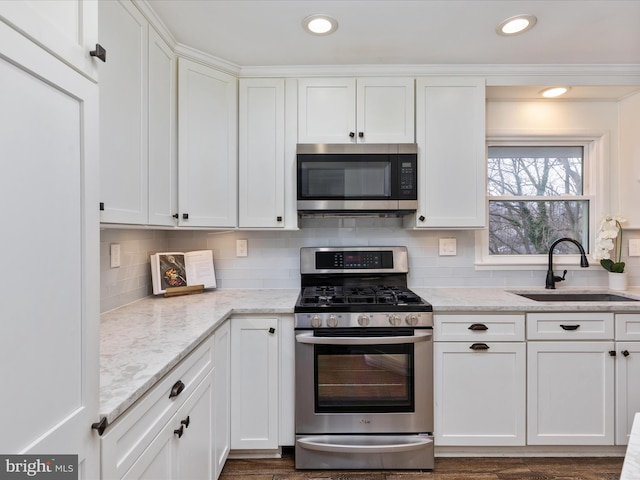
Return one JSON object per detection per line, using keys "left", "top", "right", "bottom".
{"left": 629, "top": 239, "right": 640, "bottom": 257}
{"left": 110, "top": 243, "right": 121, "bottom": 268}
{"left": 439, "top": 238, "right": 457, "bottom": 256}
{"left": 236, "top": 239, "right": 248, "bottom": 257}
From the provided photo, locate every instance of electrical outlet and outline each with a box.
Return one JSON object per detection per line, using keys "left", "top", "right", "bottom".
{"left": 629, "top": 239, "right": 640, "bottom": 257}
{"left": 439, "top": 238, "right": 457, "bottom": 256}
{"left": 236, "top": 239, "right": 248, "bottom": 257}
{"left": 110, "top": 243, "right": 121, "bottom": 268}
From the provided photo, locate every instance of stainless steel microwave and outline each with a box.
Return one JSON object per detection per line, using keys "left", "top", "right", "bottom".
{"left": 296, "top": 143, "right": 418, "bottom": 214}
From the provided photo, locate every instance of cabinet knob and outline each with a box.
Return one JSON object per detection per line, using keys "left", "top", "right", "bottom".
{"left": 90, "top": 44, "right": 107, "bottom": 62}
{"left": 182, "top": 213, "right": 189, "bottom": 220}
{"left": 349, "top": 132, "right": 355, "bottom": 138}
{"left": 91, "top": 417, "right": 108, "bottom": 436}
{"left": 172, "top": 213, "right": 179, "bottom": 219}
{"left": 181, "top": 416, "right": 190, "bottom": 429}
{"left": 418, "top": 215, "right": 425, "bottom": 222}
{"left": 622, "top": 350, "right": 630, "bottom": 357}
{"left": 174, "top": 425, "right": 184, "bottom": 438}
{"left": 276, "top": 216, "right": 283, "bottom": 222}
{"left": 609, "top": 350, "right": 617, "bottom": 357}
{"left": 169, "top": 380, "right": 185, "bottom": 398}
{"left": 358, "top": 132, "right": 364, "bottom": 138}
{"left": 99, "top": 202, "right": 104, "bottom": 211}
{"left": 268, "top": 327, "right": 276, "bottom": 334}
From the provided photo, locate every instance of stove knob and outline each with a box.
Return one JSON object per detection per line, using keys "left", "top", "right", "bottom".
{"left": 310, "top": 315, "right": 322, "bottom": 328}
{"left": 389, "top": 314, "right": 402, "bottom": 326}
{"left": 327, "top": 314, "right": 338, "bottom": 328}
{"left": 357, "top": 314, "right": 370, "bottom": 327}
{"left": 405, "top": 314, "right": 419, "bottom": 326}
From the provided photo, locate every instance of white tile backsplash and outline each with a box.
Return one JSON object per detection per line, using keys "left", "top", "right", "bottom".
{"left": 100, "top": 221, "right": 640, "bottom": 312}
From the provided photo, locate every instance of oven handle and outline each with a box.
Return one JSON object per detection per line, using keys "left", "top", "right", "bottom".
{"left": 297, "top": 435, "right": 433, "bottom": 454}
{"left": 295, "top": 331, "right": 432, "bottom": 345}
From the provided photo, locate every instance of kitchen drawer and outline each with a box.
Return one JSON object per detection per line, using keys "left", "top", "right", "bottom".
{"left": 526, "top": 312, "right": 614, "bottom": 340}
{"left": 616, "top": 313, "right": 640, "bottom": 341}
{"left": 434, "top": 313, "right": 525, "bottom": 342}
{"left": 101, "top": 335, "right": 215, "bottom": 480}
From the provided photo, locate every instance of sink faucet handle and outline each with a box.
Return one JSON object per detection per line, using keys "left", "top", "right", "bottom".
{"left": 554, "top": 269, "right": 568, "bottom": 283}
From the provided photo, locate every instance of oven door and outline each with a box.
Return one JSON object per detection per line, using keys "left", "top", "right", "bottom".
{"left": 295, "top": 328, "right": 433, "bottom": 435}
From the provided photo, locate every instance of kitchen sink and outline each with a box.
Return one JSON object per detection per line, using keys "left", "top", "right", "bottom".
{"left": 514, "top": 292, "right": 639, "bottom": 302}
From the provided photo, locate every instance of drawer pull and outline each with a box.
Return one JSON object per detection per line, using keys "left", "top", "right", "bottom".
{"left": 91, "top": 416, "right": 108, "bottom": 436}
{"left": 470, "top": 343, "right": 490, "bottom": 351}
{"left": 468, "top": 323, "right": 488, "bottom": 331}
{"left": 169, "top": 380, "right": 185, "bottom": 398}
{"left": 560, "top": 324, "right": 580, "bottom": 331}
{"left": 181, "top": 416, "right": 190, "bottom": 429}
{"left": 174, "top": 425, "right": 184, "bottom": 438}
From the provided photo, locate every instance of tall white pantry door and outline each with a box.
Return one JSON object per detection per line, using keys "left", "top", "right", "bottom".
{"left": 0, "top": 19, "right": 100, "bottom": 478}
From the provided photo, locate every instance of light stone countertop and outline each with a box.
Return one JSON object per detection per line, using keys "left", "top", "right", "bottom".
{"left": 413, "top": 286, "right": 640, "bottom": 312}
{"left": 100, "top": 289, "right": 299, "bottom": 424}
{"left": 100, "top": 286, "right": 640, "bottom": 426}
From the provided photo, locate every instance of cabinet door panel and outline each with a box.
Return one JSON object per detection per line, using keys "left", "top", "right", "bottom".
{"left": 415, "top": 77, "right": 485, "bottom": 228}
{"left": 148, "top": 27, "right": 177, "bottom": 226}
{"left": 616, "top": 341, "right": 640, "bottom": 445}
{"left": 214, "top": 322, "right": 231, "bottom": 474}
{"left": 231, "top": 317, "right": 279, "bottom": 450}
{"left": 298, "top": 78, "right": 356, "bottom": 143}
{"left": 434, "top": 342, "right": 525, "bottom": 446}
{"left": 99, "top": 0, "right": 148, "bottom": 224}
{"left": 239, "top": 78, "right": 285, "bottom": 227}
{"left": 0, "top": 19, "right": 99, "bottom": 477}
{"left": 357, "top": 77, "right": 414, "bottom": 143}
{"left": 178, "top": 58, "right": 237, "bottom": 227}
{"left": 0, "top": 0, "right": 98, "bottom": 79}
{"left": 527, "top": 341, "right": 615, "bottom": 445}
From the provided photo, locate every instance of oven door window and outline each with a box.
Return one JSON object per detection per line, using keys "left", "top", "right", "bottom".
{"left": 314, "top": 342, "right": 414, "bottom": 413}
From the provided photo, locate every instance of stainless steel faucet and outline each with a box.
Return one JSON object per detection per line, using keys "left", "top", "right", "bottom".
{"left": 545, "top": 237, "right": 590, "bottom": 289}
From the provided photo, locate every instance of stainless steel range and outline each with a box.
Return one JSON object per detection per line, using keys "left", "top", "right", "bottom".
{"left": 294, "top": 246, "right": 434, "bottom": 470}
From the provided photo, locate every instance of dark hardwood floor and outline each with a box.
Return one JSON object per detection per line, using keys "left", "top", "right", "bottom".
{"left": 220, "top": 449, "right": 623, "bottom": 480}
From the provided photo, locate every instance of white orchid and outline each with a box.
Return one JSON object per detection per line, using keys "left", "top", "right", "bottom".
{"left": 593, "top": 214, "right": 626, "bottom": 272}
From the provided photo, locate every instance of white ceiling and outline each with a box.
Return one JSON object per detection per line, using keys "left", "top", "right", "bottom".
{"left": 146, "top": 0, "right": 640, "bottom": 67}
{"left": 144, "top": 0, "right": 640, "bottom": 99}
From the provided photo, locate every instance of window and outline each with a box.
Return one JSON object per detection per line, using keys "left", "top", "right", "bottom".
{"left": 478, "top": 141, "right": 597, "bottom": 267}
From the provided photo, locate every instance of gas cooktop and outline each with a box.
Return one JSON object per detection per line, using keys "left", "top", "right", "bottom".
{"left": 296, "top": 285, "right": 431, "bottom": 311}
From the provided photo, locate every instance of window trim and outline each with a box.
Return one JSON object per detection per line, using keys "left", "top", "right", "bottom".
{"left": 476, "top": 132, "right": 609, "bottom": 269}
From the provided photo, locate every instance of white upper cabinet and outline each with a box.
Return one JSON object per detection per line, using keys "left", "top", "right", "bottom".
{"left": 178, "top": 58, "right": 238, "bottom": 228}
{"left": 148, "top": 28, "right": 177, "bottom": 227}
{"left": 0, "top": 0, "right": 99, "bottom": 80}
{"left": 98, "top": 0, "right": 148, "bottom": 224}
{"left": 298, "top": 77, "right": 414, "bottom": 144}
{"left": 414, "top": 77, "right": 486, "bottom": 228}
{"left": 239, "top": 78, "right": 286, "bottom": 228}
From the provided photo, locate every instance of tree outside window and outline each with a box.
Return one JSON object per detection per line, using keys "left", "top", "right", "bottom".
{"left": 487, "top": 146, "right": 589, "bottom": 256}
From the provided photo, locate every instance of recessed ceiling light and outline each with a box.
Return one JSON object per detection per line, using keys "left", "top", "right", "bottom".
{"left": 302, "top": 14, "right": 338, "bottom": 35}
{"left": 496, "top": 14, "right": 537, "bottom": 36}
{"left": 540, "top": 87, "right": 571, "bottom": 98}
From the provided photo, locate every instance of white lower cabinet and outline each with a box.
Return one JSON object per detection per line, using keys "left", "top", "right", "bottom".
{"left": 230, "top": 315, "right": 295, "bottom": 453}
{"left": 615, "top": 313, "right": 640, "bottom": 445}
{"left": 102, "top": 324, "right": 231, "bottom": 480}
{"left": 434, "top": 314, "right": 526, "bottom": 446}
{"left": 526, "top": 313, "right": 615, "bottom": 445}
{"left": 230, "top": 317, "right": 279, "bottom": 451}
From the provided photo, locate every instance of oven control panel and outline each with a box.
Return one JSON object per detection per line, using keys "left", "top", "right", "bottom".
{"left": 295, "top": 311, "right": 433, "bottom": 329}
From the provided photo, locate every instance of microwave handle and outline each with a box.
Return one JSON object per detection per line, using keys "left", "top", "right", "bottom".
{"left": 295, "top": 331, "right": 432, "bottom": 346}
